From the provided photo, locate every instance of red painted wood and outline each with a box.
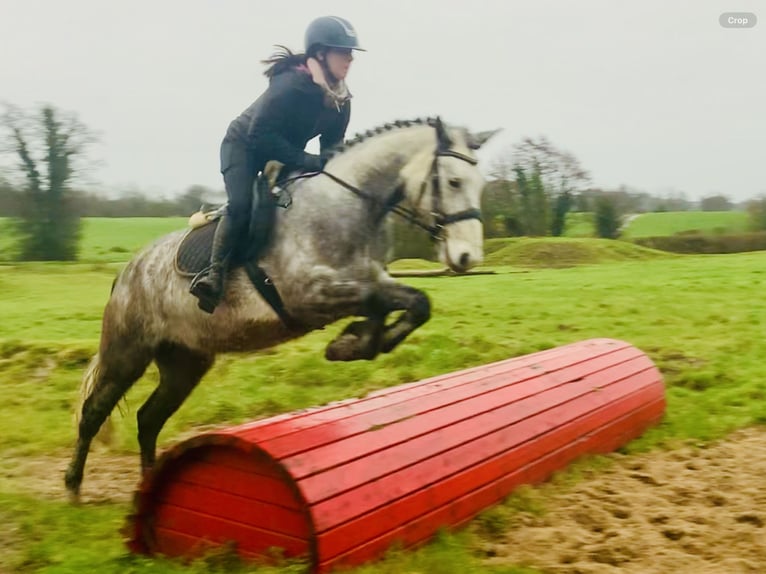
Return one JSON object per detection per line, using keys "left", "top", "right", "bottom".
{"left": 295, "top": 356, "right": 653, "bottom": 502}
{"left": 152, "top": 504, "right": 310, "bottom": 557}
{"left": 229, "top": 339, "right": 630, "bottom": 445}
{"left": 197, "top": 444, "right": 284, "bottom": 477}
{"left": 156, "top": 481, "right": 309, "bottom": 538}
{"left": 263, "top": 345, "right": 641, "bottom": 461}
{"left": 128, "top": 338, "right": 665, "bottom": 573}
{"left": 312, "top": 375, "right": 663, "bottom": 557}
{"left": 148, "top": 528, "right": 263, "bottom": 562}
{"left": 319, "top": 398, "right": 665, "bottom": 571}
{"left": 170, "top": 460, "right": 301, "bottom": 510}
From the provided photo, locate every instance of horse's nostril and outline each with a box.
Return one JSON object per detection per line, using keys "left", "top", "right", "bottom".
{"left": 459, "top": 252, "right": 470, "bottom": 269}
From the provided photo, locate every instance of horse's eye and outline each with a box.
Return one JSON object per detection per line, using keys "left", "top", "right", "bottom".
{"left": 448, "top": 178, "right": 462, "bottom": 189}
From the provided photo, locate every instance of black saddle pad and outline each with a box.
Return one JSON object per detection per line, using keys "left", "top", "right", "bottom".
{"left": 175, "top": 221, "right": 219, "bottom": 277}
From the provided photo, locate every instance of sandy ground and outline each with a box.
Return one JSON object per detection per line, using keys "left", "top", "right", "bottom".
{"left": 476, "top": 427, "right": 766, "bottom": 574}
{"left": 3, "top": 448, "right": 140, "bottom": 505}
{"left": 3, "top": 428, "right": 765, "bottom": 573}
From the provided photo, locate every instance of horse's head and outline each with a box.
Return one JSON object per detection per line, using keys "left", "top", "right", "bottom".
{"left": 398, "top": 118, "right": 499, "bottom": 273}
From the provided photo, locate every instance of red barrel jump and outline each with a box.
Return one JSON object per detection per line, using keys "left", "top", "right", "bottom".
{"left": 127, "top": 338, "right": 665, "bottom": 571}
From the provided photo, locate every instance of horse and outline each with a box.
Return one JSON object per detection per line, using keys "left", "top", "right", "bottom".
{"left": 64, "top": 117, "right": 499, "bottom": 500}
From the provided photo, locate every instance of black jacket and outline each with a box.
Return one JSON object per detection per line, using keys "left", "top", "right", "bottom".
{"left": 225, "top": 66, "right": 351, "bottom": 172}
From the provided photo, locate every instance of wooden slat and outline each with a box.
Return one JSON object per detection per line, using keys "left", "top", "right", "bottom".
{"left": 312, "top": 371, "right": 661, "bottom": 540}
{"left": 228, "top": 339, "right": 629, "bottom": 444}
{"left": 166, "top": 460, "right": 301, "bottom": 509}
{"left": 156, "top": 481, "right": 309, "bottom": 538}
{"left": 149, "top": 527, "right": 270, "bottom": 562}
{"left": 295, "top": 357, "right": 654, "bottom": 502}
{"left": 286, "top": 349, "right": 647, "bottom": 481}
{"left": 152, "top": 504, "right": 310, "bottom": 557}
{"left": 262, "top": 345, "right": 641, "bottom": 460}
{"left": 319, "top": 397, "right": 665, "bottom": 572}
{"left": 196, "top": 445, "right": 283, "bottom": 478}
{"left": 362, "top": 339, "right": 626, "bottom": 400}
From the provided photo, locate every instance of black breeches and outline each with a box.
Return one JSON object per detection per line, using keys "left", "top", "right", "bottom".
{"left": 220, "top": 139, "right": 257, "bottom": 238}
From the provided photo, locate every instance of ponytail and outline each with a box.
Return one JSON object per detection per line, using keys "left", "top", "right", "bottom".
{"left": 262, "top": 45, "right": 307, "bottom": 78}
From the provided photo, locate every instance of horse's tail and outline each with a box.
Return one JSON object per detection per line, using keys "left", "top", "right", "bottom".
{"left": 75, "top": 353, "right": 114, "bottom": 446}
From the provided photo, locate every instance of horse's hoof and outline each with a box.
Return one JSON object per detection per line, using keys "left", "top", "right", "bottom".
{"left": 65, "top": 480, "right": 81, "bottom": 505}
{"left": 325, "top": 335, "right": 378, "bottom": 361}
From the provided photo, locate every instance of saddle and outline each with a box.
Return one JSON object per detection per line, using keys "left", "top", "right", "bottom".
{"left": 174, "top": 170, "right": 299, "bottom": 328}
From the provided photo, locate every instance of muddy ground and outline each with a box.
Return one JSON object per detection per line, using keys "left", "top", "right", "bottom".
{"left": 476, "top": 427, "right": 766, "bottom": 573}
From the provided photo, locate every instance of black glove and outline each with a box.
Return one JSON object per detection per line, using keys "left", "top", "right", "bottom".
{"left": 302, "top": 153, "right": 325, "bottom": 172}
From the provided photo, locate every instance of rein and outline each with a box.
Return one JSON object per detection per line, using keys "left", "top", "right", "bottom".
{"left": 277, "top": 148, "right": 482, "bottom": 241}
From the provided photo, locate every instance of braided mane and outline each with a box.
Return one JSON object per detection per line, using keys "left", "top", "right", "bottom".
{"left": 324, "top": 116, "right": 442, "bottom": 160}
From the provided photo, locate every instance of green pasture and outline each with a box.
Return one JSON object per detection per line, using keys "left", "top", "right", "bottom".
{"left": 77, "top": 217, "right": 189, "bottom": 262}
{"left": 561, "top": 211, "right": 596, "bottom": 238}
{"left": 561, "top": 210, "right": 750, "bottom": 240}
{"left": 621, "top": 211, "right": 749, "bottom": 239}
{"left": 1, "top": 234, "right": 766, "bottom": 573}
{"left": 1, "top": 217, "right": 188, "bottom": 263}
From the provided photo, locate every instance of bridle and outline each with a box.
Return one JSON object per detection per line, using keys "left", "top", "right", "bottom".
{"left": 415, "top": 148, "right": 483, "bottom": 241}
{"left": 279, "top": 145, "right": 483, "bottom": 242}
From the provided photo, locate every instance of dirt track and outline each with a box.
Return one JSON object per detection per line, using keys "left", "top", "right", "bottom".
{"left": 476, "top": 427, "right": 766, "bottom": 573}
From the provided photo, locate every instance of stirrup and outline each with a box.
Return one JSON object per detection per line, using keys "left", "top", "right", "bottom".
{"left": 195, "top": 294, "right": 219, "bottom": 314}
{"left": 189, "top": 265, "right": 223, "bottom": 313}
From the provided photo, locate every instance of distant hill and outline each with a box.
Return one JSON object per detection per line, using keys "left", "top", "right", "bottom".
{"left": 483, "top": 237, "right": 670, "bottom": 268}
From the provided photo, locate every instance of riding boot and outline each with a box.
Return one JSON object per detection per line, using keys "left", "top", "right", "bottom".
{"left": 189, "top": 214, "right": 235, "bottom": 313}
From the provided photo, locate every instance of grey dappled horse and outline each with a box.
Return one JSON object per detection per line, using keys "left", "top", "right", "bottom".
{"left": 65, "top": 117, "right": 498, "bottom": 499}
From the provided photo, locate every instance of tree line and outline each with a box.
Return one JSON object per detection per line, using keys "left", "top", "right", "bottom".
{"left": 2, "top": 104, "right": 765, "bottom": 262}
{"left": 0, "top": 181, "right": 218, "bottom": 218}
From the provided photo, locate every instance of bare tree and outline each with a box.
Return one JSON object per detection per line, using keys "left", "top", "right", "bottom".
{"left": 512, "top": 136, "right": 590, "bottom": 196}
{"left": 2, "top": 104, "right": 96, "bottom": 260}
{"left": 510, "top": 136, "right": 590, "bottom": 236}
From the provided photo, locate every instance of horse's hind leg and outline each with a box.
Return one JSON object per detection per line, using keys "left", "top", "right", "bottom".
{"left": 65, "top": 342, "right": 153, "bottom": 501}
{"left": 137, "top": 342, "right": 214, "bottom": 474}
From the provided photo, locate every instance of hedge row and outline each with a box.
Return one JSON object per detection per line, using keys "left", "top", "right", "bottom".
{"left": 633, "top": 232, "right": 766, "bottom": 254}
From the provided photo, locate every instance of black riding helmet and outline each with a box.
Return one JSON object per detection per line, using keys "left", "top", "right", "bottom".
{"left": 305, "top": 16, "right": 365, "bottom": 55}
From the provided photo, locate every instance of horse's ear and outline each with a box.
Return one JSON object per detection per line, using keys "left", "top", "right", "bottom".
{"left": 434, "top": 117, "right": 453, "bottom": 152}
{"left": 467, "top": 128, "right": 502, "bottom": 150}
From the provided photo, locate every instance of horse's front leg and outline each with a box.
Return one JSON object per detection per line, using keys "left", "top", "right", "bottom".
{"left": 372, "top": 282, "right": 431, "bottom": 354}
{"left": 324, "top": 282, "right": 431, "bottom": 361}
{"left": 325, "top": 316, "right": 385, "bottom": 361}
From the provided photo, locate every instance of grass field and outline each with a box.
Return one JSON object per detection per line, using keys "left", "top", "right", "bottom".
{"left": 561, "top": 212, "right": 596, "bottom": 238}
{"left": 1, "top": 217, "right": 188, "bottom": 263}
{"left": 2, "top": 229, "right": 766, "bottom": 573}
{"left": 621, "top": 211, "right": 749, "bottom": 239}
{"left": 562, "top": 211, "right": 750, "bottom": 240}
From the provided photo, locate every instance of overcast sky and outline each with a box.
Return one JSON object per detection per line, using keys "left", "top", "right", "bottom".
{"left": 1, "top": 0, "right": 764, "bottom": 200}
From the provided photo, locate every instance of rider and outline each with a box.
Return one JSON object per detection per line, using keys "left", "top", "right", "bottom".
{"left": 190, "top": 16, "right": 364, "bottom": 313}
